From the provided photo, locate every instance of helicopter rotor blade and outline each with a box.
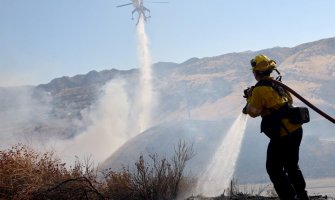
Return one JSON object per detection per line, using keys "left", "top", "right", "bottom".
{"left": 116, "top": 3, "right": 133, "bottom": 8}
{"left": 144, "top": 1, "right": 169, "bottom": 3}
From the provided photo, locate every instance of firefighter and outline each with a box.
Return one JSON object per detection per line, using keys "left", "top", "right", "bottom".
{"left": 242, "top": 54, "right": 309, "bottom": 200}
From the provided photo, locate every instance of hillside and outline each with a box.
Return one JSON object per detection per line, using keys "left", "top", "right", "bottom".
{"left": 0, "top": 37, "right": 334, "bottom": 187}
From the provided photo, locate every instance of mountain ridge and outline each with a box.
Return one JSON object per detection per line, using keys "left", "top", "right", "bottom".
{"left": 31, "top": 36, "right": 335, "bottom": 92}
{"left": 0, "top": 36, "right": 334, "bottom": 184}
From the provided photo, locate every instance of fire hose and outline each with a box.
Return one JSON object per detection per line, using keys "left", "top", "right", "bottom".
{"left": 269, "top": 79, "right": 335, "bottom": 124}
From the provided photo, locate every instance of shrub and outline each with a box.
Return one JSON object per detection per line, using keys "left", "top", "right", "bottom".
{"left": 0, "top": 144, "right": 67, "bottom": 199}
{"left": 103, "top": 140, "right": 195, "bottom": 200}
{"left": 0, "top": 144, "right": 100, "bottom": 199}
{"left": 0, "top": 141, "right": 195, "bottom": 200}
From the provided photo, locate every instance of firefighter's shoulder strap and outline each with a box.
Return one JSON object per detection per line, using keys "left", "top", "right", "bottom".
{"left": 255, "top": 79, "right": 289, "bottom": 98}
{"left": 254, "top": 79, "right": 293, "bottom": 137}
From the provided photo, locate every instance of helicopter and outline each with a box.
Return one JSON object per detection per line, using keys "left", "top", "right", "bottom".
{"left": 116, "top": 0, "right": 168, "bottom": 25}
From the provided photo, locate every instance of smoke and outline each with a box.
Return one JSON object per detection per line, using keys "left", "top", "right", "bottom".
{"left": 0, "top": 82, "right": 132, "bottom": 164}
{"left": 195, "top": 113, "right": 248, "bottom": 197}
{"left": 0, "top": 15, "right": 156, "bottom": 167}
{"left": 0, "top": 86, "right": 53, "bottom": 149}
{"left": 55, "top": 79, "right": 131, "bottom": 163}
{"left": 53, "top": 17, "right": 156, "bottom": 164}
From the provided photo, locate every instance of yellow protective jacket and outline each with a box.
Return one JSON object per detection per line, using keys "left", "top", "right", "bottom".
{"left": 246, "top": 78, "right": 301, "bottom": 137}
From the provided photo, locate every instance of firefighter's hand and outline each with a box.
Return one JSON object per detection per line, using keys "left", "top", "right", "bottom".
{"left": 243, "top": 86, "right": 254, "bottom": 99}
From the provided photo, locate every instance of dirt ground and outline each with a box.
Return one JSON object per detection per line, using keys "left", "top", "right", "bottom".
{"left": 186, "top": 194, "right": 330, "bottom": 200}
{"left": 184, "top": 177, "right": 335, "bottom": 200}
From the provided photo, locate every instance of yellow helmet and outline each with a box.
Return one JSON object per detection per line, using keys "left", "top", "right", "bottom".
{"left": 250, "top": 54, "right": 276, "bottom": 72}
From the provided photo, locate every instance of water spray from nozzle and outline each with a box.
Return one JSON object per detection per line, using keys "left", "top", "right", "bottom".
{"left": 195, "top": 113, "right": 248, "bottom": 197}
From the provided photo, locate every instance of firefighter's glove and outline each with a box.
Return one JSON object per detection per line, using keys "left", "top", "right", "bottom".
{"left": 242, "top": 105, "right": 248, "bottom": 114}
{"left": 243, "top": 86, "right": 254, "bottom": 99}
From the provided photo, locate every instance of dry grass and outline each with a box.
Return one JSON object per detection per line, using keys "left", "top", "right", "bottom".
{"left": 1, "top": 142, "right": 330, "bottom": 200}
{"left": 0, "top": 143, "right": 101, "bottom": 199}
{"left": 0, "top": 141, "right": 194, "bottom": 200}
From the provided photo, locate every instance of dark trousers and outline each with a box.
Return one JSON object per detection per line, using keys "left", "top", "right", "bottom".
{"left": 266, "top": 128, "right": 309, "bottom": 200}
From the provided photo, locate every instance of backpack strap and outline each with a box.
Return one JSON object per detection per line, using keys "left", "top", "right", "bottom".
{"left": 255, "top": 79, "right": 288, "bottom": 97}
{"left": 255, "top": 79, "right": 292, "bottom": 136}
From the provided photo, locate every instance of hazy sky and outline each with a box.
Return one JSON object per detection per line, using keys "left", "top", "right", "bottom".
{"left": 1, "top": 0, "right": 335, "bottom": 86}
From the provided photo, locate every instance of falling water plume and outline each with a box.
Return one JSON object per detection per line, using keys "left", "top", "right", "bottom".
{"left": 196, "top": 113, "right": 248, "bottom": 197}
{"left": 136, "top": 17, "right": 154, "bottom": 133}
{"left": 52, "top": 17, "right": 156, "bottom": 164}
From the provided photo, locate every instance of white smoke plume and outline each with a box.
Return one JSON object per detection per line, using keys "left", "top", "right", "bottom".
{"left": 0, "top": 16, "right": 157, "bottom": 168}
{"left": 53, "top": 18, "right": 157, "bottom": 164}
{"left": 0, "top": 86, "right": 52, "bottom": 149}
{"left": 55, "top": 79, "right": 131, "bottom": 164}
